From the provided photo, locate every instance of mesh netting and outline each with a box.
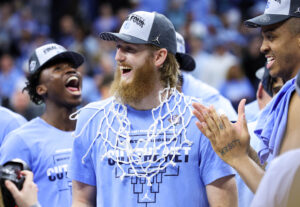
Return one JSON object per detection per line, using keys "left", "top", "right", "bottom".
{"left": 71, "top": 88, "right": 195, "bottom": 186}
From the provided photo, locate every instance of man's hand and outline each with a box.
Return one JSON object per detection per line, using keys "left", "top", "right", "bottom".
{"left": 192, "top": 99, "right": 250, "bottom": 167}
{"left": 5, "top": 170, "right": 39, "bottom": 207}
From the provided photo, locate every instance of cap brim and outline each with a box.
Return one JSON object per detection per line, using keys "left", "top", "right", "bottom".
{"left": 175, "top": 53, "right": 195, "bottom": 71}
{"left": 43, "top": 51, "right": 84, "bottom": 70}
{"left": 244, "top": 14, "right": 290, "bottom": 28}
{"left": 100, "top": 32, "right": 147, "bottom": 44}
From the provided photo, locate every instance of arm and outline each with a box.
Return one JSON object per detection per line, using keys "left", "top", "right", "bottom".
{"left": 72, "top": 180, "right": 96, "bottom": 207}
{"left": 192, "top": 99, "right": 264, "bottom": 193}
{"left": 5, "top": 170, "right": 39, "bottom": 207}
{"left": 206, "top": 175, "right": 237, "bottom": 207}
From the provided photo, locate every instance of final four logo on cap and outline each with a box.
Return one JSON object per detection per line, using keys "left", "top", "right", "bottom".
{"left": 99, "top": 11, "right": 177, "bottom": 55}
{"left": 245, "top": 0, "right": 300, "bottom": 27}
{"left": 28, "top": 43, "right": 84, "bottom": 75}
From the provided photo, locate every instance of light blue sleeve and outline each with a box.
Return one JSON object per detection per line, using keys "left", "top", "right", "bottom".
{"left": 68, "top": 109, "right": 96, "bottom": 186}
{"left": 0, "top": 133, "right": 31, "bottom": 166}
{"left": 0, "top": 114, "right": 27, "bottom": 146}
{"left": 199, "top": 134, "right": 235, "bottom": 185}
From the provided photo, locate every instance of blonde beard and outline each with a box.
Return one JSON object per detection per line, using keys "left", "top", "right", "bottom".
{"left": 110, "top": 58, "right": 158, "bottom": 105}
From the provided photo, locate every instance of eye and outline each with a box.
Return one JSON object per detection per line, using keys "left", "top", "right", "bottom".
{"left": 265, "top": 33, "right": 275, "bottom": 41}
{"left": 125, "top": 46, "right": 136, "bottom": 53}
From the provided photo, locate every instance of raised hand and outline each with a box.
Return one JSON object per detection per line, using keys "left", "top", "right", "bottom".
{"left": 192, "top": 99, "right": 250, "bottom": 167}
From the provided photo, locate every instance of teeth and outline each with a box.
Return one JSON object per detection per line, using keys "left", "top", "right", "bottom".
{"left": 120, "top": 66, "right": 131, "bottom": 70}
{"left": 66, "top": 76, "right": 78, "bottom": 84}
{"left": 266, "top": 57, "right": 274, "bottom": 62}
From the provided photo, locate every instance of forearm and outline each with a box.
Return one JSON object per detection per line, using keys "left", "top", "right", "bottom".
{"left": 231, "top": 155, "right": 264, "bottom": 193}
{"left": 72, "top": 180, "right": 96, "bottom": 207}
{"left": 207, "top": 175, "right": 238, "bottom": 207}
{"left": 72, "top": 201, "right": 95, "bottom": 207}
{"left": 248, "top": 146, "right": 267, "bottom": 170}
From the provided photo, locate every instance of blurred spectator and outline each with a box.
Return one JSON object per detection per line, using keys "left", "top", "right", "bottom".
{"left": 0, "top": 53, "right": 24, "bottom": 105}
{"left": 77, "top": 64, "right": 101, "bottom": 106}
{"left": 187, "top": 22, "right": 213, "bottom": 82}
{"left": 241, "top": 35, "right": 266, "bottom": 91}
{"left": 219, "top": 63, "right": 255, "bottom": 110}
{"left": 204, "top": 34, "right": 238, "bottom": 89}
{"left": 92, "top": 3, "right": 118, "bottom": 35}
{"left": 98, "top": 73, "right": 114, "bottom": 100}
{"left": 166, "top": 0, "right": 187, "bottom": 30}
{"left": 58, "top": 15, "right": 76, "bottom": 48}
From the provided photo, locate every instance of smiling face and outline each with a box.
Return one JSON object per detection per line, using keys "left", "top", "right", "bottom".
{"left": 37, "top": 62, "right": 82, "bottom": 108}
{"left": 260, "top": 18, "right": 300, "bottom": 82}
{"left": 110, "top": 41, "right": 160, "bottom": 104}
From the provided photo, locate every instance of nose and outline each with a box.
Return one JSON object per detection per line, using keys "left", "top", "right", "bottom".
{"left": 65, "top": 64, "right": 78, "bottom": 74}
{"left": 115, "top": 48, "right": 125, "bottom": 62}
{"left": 260, "top": 38, "right": 269, "bottom": 54}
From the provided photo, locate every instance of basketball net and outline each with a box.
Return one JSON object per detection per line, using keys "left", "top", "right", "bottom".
{"left": 71, "top": 88, "right": 195, "bottom": 186}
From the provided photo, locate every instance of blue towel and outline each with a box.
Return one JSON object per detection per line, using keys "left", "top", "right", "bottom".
{"left": 254, "top": 77, "right": 296, "bottom": 164}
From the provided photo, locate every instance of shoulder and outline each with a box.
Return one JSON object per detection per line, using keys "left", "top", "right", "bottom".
{"left": 0, "top": 106, "right": 27, "bottom": 124}
{"left": 76, "top": 98, "right": 114, "bottom": 120}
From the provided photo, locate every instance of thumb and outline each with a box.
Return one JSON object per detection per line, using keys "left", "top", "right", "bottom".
{"left": 237, "top": 99, "right": 246, "bottom": 125}
{"left": 5, "top": 180, "right": 20, "bottom": 199}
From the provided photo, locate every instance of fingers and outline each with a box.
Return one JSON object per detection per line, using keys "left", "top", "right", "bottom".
{"left": 192, "top": 102, "right": 207, "bottom": 122}
{"left": 237, "top": 99, "right": 246, "bottom": 124}
{"left": 209, "top": 106, "right": 225, "bottom": 131}
{"left": 5, "top": 180, "right": 20, "bottom": 198}
{"left": 220, "top": 114, "right": 231, "bottom": 130}
{"left": 21, "top": 170, "right": 34, "bottom": 185}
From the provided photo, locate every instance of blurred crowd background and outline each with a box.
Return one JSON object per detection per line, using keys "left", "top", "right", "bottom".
{"left": 0, "top": 0, "right": 267, "bottom": 120}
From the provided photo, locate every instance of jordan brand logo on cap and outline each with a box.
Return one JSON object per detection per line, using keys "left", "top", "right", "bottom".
{"left": 295, "top": 7, "right": 300, "bottom": 13}
{"left": 152, "top": 34, "right": 161, "bottom": 45}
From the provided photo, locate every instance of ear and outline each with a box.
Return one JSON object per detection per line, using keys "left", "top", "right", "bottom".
{"left": 153, "top": 48, "right": 168, "bottom": 68}
{"left": 36, "top": 84, "right": 47, "bottom": 96}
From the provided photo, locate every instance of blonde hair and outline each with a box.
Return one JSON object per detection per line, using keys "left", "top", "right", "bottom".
{"left": 148, "top": 45, "right": 180, "bottom": 88}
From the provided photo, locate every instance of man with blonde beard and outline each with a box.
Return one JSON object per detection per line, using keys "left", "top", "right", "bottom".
{"left": 68, "top": 11, "right": 237, "bottom": 207}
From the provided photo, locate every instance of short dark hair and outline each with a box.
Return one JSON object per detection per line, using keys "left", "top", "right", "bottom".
{"left": 23, "top": 68, "right": 44, "bottom": 105}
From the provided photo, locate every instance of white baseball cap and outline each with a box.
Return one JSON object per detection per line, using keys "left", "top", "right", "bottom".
{"left": 245, "top": 0, "right": 300, "bottom": 27}
{"left": 175, "top": 32, "right": 195, "bottom": 71}
{"left": 99, "top": 11, "right": 177, "bottom": 54}
{"left": 28, "top": 43, "right": 84, "bottom": 74}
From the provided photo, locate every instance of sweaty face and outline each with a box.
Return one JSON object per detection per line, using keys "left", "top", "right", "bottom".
{"left": 38, "top": 62, "right": 82, "bottom": 107}
{"left": 110, "top": 41, "right": 158, "bottom": 104}
{"left": 260, "top": 20, "right": 300, "bottom": 82}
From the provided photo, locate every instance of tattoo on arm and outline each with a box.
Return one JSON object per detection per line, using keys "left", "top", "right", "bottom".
{"left": 248, "top": 146, "right": 267, "bottom": 170}
{"left": 219, "top": 139, "right": 241, "bottom": 156}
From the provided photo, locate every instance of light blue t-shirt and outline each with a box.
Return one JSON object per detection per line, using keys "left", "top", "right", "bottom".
{"left": 69, "top": 91, "right": 234, "bottom": 207}
{"left": 0, "top": 117, "right": 74, "bottom": 207}
{"left": 182, "top": 72, "right": 237, "bottom": 121}
{"left": 0, "top": 106, "right": 27, "bottom": 146}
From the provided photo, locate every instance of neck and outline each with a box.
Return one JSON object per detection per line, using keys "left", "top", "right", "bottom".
{"left": 41, "top": 102, "right": 77, "bottom": 131}
{"left": 128, "top": 86, "right": 171, "bottom": 110}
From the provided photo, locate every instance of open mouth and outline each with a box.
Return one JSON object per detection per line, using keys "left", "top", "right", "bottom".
{"left": 120, "top": 66, "right": 132, "bottom": 75}
{"left": 65, "top": 76, "right": 81, "bottom": 94}
{"left": 266, "top": 56, "right": 275, "bottom": 69}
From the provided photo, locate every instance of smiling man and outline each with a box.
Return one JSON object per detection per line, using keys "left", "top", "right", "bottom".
{"left": 0, "top": 43, "right": 84, "bottom": 207}
{"left": 69, "top": 11, "right": 237, "bottom": 207}
{"left": 192, "top": 0, "right": 300, "bottom": 201}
